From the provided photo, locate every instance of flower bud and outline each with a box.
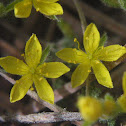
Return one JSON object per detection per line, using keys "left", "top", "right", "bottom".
{"left": 77, "top": 96, "right": 102, "bottom": 122}
{"left": 117, "top": 94, "right": 126, "bottom": 112}
{"left": 102, "top": 100, "right": 116, "bottom": 119}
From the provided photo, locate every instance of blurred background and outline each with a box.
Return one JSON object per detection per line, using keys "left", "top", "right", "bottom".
{"left": 0, "top": 0, "right": 126, "bottom": 125}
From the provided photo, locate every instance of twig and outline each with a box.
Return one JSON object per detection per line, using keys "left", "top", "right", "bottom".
{"left": 85, "top": 75, "right": 90, "bottom": 96}
{"left": 0, "top": 40, "right": 21, "bottom": 57}
{"left": 73, "top": 0, "right": 87, "bottom": 34}
{"left": 0, "top": 112, "right": 82, "bottom": 124}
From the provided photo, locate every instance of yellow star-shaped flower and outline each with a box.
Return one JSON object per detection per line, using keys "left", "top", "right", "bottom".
{"left": 0, "top": 34, "right": 70, "bottom": 104}
{"left": 56, "top": 23, "right": 126, "bottom": 88}
{"left": 14, "top": 0, "right": 63, "bottom": 18}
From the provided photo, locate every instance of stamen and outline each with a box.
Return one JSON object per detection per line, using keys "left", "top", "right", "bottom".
{"left": 96, "top": 61, "right": 100, "bottom": 64}
{"left": 74, "top": 38, "right": 81, "bottom": 50}
{"left": 17, "top": 59, "right": 19, "bottom": 63}
{"left": 39, "top": 77, "right": 43, "bottom": 81}
{"left": 73, "top": 61, "right": 76, "bottom": 64}
{"left": 88, "top": 70, "right": 91, "bottom": 73}
{"left": 21, "top": 54, "right": 25, "bottom": 57}
{"left": 36, "top": 8, "right": 40, "bottom": 12}
{"left": 86, "top": 37, "right": 89, "bottom": 40}
{"left": 45, "top": 73, "right": 49, "bottom": 77}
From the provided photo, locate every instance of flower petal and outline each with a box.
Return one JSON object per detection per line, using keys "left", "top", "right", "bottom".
{"left": 14, "top": 0, "right": 32, "bottom": 18}
{"left": 41, "top": 0, "right": 59, "bottom": 3}
{"left": 25, "top": 34, "right": 42, "bottom": 68}
{"left": 117, "top": 94, "right": 126, "bottom": 112}
{"left": 56, "top": 48, "right": 88, "bottom": 64}
{"left": 96, "top": 45, "right": 126, "bottom": 61}
{"left": 71, "top": 62, "right": 91, "bottom": 88}
{"left": 33, "top": 75, "right": 54, "bottom": 104}
{"left": 123, "top": 72, "right": 126, "bottom": 95}
{"left": 10, "top": 74, "right": 33, "bottom": 103}
{"left": 36, "top": 62, "right": 70, "bottom": 78}
{"left": 0, "top": 56, "right": 29, "bottom": 75}
{"left": 33, "top": 0, "right": 63, "bottom": 15}
{"left": 91, "top": 60, "right": 113, "bottom": 88}
{"left": 84, "top": 23, "right": 100, "bottom": 54}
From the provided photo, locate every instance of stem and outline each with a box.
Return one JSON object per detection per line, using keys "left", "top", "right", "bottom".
{"left": 73, "top": 0, "right": 87, "bottom": 34}
{"left": 5, "top": 0, "right": 23, "bottom": 13}
{"left": 85, "top": 74, "right": 91, "bottom": 96}
{"left": 0, "top": 112, "right": 82, "bottom": 123}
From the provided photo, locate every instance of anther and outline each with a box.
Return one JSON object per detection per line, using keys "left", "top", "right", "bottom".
{"left": 101, "top": 46, "right": 104, "bottom": 49}
{"left": 73, "top": 61, "right": 76, "bottom": 64}
{"left": 24, "top": 2, "right": 31, "bottom": 6}
{"left": 17, "top": 59, "right": 19, "bottom": 63}
{"left": 88, "top": 70, "right": 91, "bottom": 73}
{"left": 39, "top": 69, "right": 42, "bottom": 73}
{"left": 86, "top": 37, "right": 89, "bottom": 40}
{"left": 39, "top": 78, "right": 43, "bottom": 81}
{"left": 96, "top": 61, "right": 100, "bottom": 64}
{"left": 46, "top": 73, "right": 49, "bottom": 77}
{"left": 74, "top": 38, "right": 77, "bottom": 42}
{"left": 36, "top": 8, "right": 40, "bottom": 11}
{"left": 21, "top": 54, "right": 25, "bottom": 57}
{"left": 73, "top": 48, "right": 76, "bottom": 51}
{"left": 43, "top": 63, "right": 46, "bottom": 66}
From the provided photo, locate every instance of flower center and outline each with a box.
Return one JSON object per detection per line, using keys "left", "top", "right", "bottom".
{"left": 87, "top": 53, "right": 92, "bottom": 60}
{"left": 29, "top": 68, "right": 35, "bottom": 74}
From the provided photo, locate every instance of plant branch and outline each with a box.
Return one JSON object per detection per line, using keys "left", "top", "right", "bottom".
{"left": 73, "top": 0, "right": 87, "bottom": 34}
{"left": 85, "top": 76, "right": 90, "bottom": 96}
{"left": 0, "top": 112, "right": 82, "bottom": 124}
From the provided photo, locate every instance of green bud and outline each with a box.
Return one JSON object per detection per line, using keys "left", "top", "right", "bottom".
{"left": 101, "top": 0, "right": 121, "bottom": 8}
{"left": 39, "top": 46, "right": 50, "bottom": 65}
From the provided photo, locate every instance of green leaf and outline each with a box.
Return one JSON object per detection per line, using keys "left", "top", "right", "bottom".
{"left": 5, "top": 0, "right": 23, "bottom": 13}
{"left": 118, "top": 0, "right": 126, "bottom": 10}
{"left": 99, "top": 32, "right": 107, "bottom": 47}
{"left": 0, "top": 3, "right": 6, "bottom": 17}
{"left": 101, "top": 0, "right": 126, "bottom": 10}
{"left": 57, "top": 19, "right": 75, "bottom": 39}
{"left": 46, "top": 15, "right": 61, "bottom": 22}
{"left": 107, "top": 119, "right": 116, "bottom": 126}
{"left": 89, "top": 82, "right": 102, "bottom": 98}
{"left": 39, "top": 46, "right": 50, "bottom": 65}
{"left": 104, "top": 93, "right": 114, "bottom": 101}
{"left": 101, "top": 0, "right": 121, "bottom": 8}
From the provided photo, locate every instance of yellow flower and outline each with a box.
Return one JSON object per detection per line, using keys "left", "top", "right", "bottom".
{"left": 14, "top": 0, "right": 63, "bottom": 18}
{"left": 0, "top": 34, "right": 70, "bottom": 104}
{"left": 77, "top": 96, "right": 102, "bottom": 122}
{"left": 56, "top": 23, "right": 126, "bottom": 88}
{"left": 117, "top": 72, "right": 126, "bottom": 112}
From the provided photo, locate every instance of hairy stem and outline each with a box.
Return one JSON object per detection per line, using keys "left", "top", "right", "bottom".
{"left": 73, "top": 0, "right": 87, "bottom": 34}
{"left": 85, "top": 75, "right": 90, "bottom": 96}
{"left": 0, "top": 112, "right": 82, "bottom": 123}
